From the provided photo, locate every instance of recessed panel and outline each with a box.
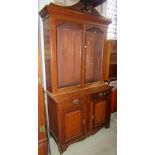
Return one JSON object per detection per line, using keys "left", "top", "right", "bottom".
{"left": 64, "top": 109, "right": 82, "bottom": 142}
{"left": 57, "top": 23, "right": 82, "bottom": 88}
{"left": 85, "top": 27, "right": 105, "bottom": 83}
{"left": 94, "top": 100, "right": 107, "bottom": 126}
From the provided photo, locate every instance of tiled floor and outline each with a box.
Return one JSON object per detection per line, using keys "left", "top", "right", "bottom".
{"left": 50, "top": 112, "right": 117, "bottom": 155}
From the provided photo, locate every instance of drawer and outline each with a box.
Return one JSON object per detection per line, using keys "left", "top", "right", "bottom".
{"left": 92, "top": 90, "right": 110, "bottom": 99}
{"left": 60, "top": 96, "right": 88, "bottom": 111}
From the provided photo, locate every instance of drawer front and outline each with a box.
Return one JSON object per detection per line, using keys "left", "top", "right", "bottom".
{"left": 60, "top": 96, "right": 87, "bottom": 111}
{"left": 92, "top": 90, "right": 110, "bottom": 100}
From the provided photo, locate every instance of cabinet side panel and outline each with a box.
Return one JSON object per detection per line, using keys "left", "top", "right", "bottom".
{"left": 47, "top": 96, "right": 58, "bottom": 140}
{"left": 43, "top": 19, "right": 52, "bottom": 92}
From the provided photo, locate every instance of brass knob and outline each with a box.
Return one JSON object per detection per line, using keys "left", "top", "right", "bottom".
{"left": 99, "top": 93, "right": 103, "bottom": 97}
{"left": 73, "top": 99, "right": 79, "bottom": 105}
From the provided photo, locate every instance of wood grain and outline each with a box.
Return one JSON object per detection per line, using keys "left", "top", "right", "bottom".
{"left": 39, "top": 2, "right": 112, "bottom": 154}
{"left": 38, "top": 32, "right": 48, "bottom": 155}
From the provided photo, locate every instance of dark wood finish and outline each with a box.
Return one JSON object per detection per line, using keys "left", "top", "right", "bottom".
{"left": 79, "top": 0, "right": 107, "bottom": 7}
{"left": 105, "top": 40, "right": 117, "bottom": 81}
{"left": 105, "top": 40, "right": 117, "bottom": 113}
{"left": 39, "top": 2, "right": 112, "bottom": 154}
{"left": 110, "top": 88, "right": 117, "bottom": 113}
{"left": 46, "top": 89, "right": 111, "bottom": 153}
{"left": 109, "top": 64, "right": 117, "bottom": 80}
{"left": 91, "top": 90, "right": 111, "bottom": 131}
{"left": 43, "top": 19, "right": 52, "bottom": 92}
{"left": 85, "top": 26, "right": 105, "bottom": 83}
{"left": 38, "top": 141, "right": 48, "bottom": 155}
{"left": 38, "top": 33, "right": 48, "bottom": 155}
{"left": 57, "top": 22, "right": 82, "bottom": 88}
{"left": 63, "top": 109, "right": 83, "bottom": 142}
{"left": 94, "top": 100, "right": 107, "bottom": 126}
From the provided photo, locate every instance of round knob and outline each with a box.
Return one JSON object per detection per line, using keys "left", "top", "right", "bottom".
{"left": 73, "top": 99, "right": 79, "bottom": 105}
{"left": 99, "top": 93, "right": 103, "bottom": 97}
{"left": 88, "top": 10, "right": 92, "bottom": 13}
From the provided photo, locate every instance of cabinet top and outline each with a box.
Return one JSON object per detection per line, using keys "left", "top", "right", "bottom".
{"left": 39, "top": 2, "right": 111, "bottom": 25}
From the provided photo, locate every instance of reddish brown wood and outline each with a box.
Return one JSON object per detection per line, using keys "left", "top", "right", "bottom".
{"left": 38, "top": 33, "right": 48, "bottom": 155}
{"left": 39, "top": 3, "right": 111, "bottom": 25}
{"left": 39, "top": 3, "right": 112, "bottom": 154}
{"left": 38, "top": 141, "right": 48, "bottom": 155}
{"left": 57, "top": 22, "right": 82, "bottom": 88}
{"left": 110, "top": 88, "right": 117, "bottom": 113}
{"left": 105, "top": 40, "right": 117, "bottom": 81}
{"left": 85, "top": 26, "right": 105, "bottom": 83}
{"left": 43, "top": 19, "right": 52, "bottom": 92}
{"left": 94, "top": 100, "right": 107, "bottom": 126}
{"left": 64, "top": 110, "right": 83, "bottom": 141}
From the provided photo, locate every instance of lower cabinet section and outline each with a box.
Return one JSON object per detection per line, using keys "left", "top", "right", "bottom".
{"left": 47, "top": 87, "right": 112, "bottom": 154}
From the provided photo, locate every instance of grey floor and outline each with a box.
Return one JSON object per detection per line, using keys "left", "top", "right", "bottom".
{"left": 50, "top": 112, "right": 117, "bottom": 155}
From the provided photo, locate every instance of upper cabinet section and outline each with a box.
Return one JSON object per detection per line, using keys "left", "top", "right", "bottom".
{"left": 84, "top": 26, "right": 106, "bottom": 84}
{"left": 39, "top": 3, "right": 111, "bottom": 94}
{"left": 57, "top": 22, "right": 82, "bottom": 88}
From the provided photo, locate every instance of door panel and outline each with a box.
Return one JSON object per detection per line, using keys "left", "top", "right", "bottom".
{"left": 85, "top": 27, "right": 105, "bottom": 83}
{"left": 94, "top": 99, "right": 107, "bottom": 128}
{"left": 57, "top": 23, "right": 82, "bottom": 88}
{"left": 61, "top": 97, "right": 86, "bottom": 143}
{"left": 64, "top": 109, "right": 83, "bottom": 142}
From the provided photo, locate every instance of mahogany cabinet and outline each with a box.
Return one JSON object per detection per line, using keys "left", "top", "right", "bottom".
{"left": 39, "top": 2, "right": 112, "bottom": 153}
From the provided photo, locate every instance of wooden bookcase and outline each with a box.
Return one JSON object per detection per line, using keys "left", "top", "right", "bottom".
{"left": 39, "top": 2, "right": 112, "bottom": 153}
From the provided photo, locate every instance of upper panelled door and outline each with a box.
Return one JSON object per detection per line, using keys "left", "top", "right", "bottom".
{"left": 57, "top": 22, "right": 82, "bottom": 88}
{"left": 84, "top": 26, "right": 106, "bottom": 83}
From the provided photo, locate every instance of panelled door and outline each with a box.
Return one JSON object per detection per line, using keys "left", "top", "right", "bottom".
{"left": 56, "top": 21, "right": 83, "bottom": 88}
{"left": 61, "top": 97, "right": 86, "bottom": 143}
{"left": 84, "top": 26, "right": 106, "bottom": 84}
{"left": 92, "top": 92, "right": 109, "bottom": 130}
